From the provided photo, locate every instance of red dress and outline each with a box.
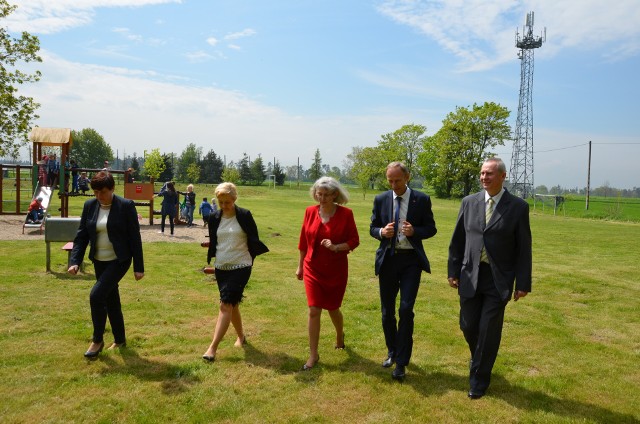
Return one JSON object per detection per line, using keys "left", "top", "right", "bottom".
{"left": 298, "top": 205, "right": 359, "bottom": 310}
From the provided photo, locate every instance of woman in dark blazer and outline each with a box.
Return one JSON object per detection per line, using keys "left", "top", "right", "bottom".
{"left": 202, "top": 182, "right": 268, "bottom": 362}
{"left": 68, "top": 171, "right": 144, "bottom": 358}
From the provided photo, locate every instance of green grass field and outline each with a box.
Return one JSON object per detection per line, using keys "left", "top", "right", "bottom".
{"left": 1, "top": 185, "right": 639, "bottom": 423}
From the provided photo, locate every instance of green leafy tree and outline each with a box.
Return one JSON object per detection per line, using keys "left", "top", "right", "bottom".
{"left": 0, "top": 0, "right": 42, "bottom": 157}
{"left": 186, "top": 162, "right": 200, "bottom": 183}
{"left": 419, "top": 102, "right": 511, "bottom": 197}
{"left": 143, "top": 148, "right": 166, "bottom": 181}
{"left": 309, "top": 149, "right": 323, "bottom": 181}
{"left": 176, "top": 143, "right": 201, "bottom": 182}
{"left": 250, "top": 156, "right": 266, "bottom": 185}
{"left": 221, "top": 166, "right": 240, "bottom": 184}
{"left": 378, "top": 124, "right": 427, "bottom": 178}
{"left": 347, "top": 146, "right": 386, "bottom": 198}
{"left": 69, "top": 128, "right": 114, "bottom": 169}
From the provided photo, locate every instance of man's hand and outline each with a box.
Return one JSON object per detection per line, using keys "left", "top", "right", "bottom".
{"left": 68, "top": 265, "right": 79, "bottom": 275}
{"left": 448, "top": 277, "right": 459, "bottom": 288}
{"left": 134, "top": 272, "right": 144, "bottom": 281}
{"left": 514, "top": 290, "right": 528, "bottom": 301}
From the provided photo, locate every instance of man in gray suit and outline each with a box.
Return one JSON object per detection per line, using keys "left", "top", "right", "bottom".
{"left": 448, "top": 157, "right": 532, "bottom": 399}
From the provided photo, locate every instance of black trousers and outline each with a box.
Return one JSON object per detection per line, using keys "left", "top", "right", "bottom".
{"left": 459, "top": 262, "right": 508, "bottom": 393}
{"left": 90, "top": 259, "right": 132, "bottom": 344}
{"left": 378, "top": 250, "right": 422, "bottom": 367}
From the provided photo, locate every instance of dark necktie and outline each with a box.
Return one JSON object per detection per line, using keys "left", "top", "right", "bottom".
{"left": 391, "top": 196, "right": 402, "bottom": 255}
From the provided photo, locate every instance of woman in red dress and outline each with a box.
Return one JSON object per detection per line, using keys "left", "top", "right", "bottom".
{"left": 296, "top": 177, "right": 359, "bottom": 370}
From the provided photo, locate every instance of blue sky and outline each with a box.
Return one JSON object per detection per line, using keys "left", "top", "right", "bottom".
{"left": 6, "top": 0, "right": 640, "bottom": 189}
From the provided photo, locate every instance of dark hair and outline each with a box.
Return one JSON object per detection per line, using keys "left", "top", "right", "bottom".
{"left": 166, "top": 182, "right": 176, "bottom": 193}
{"left": 90, "top": 171, "right": 115, "bottom": 190}
{"left": 203, "top": 197, "right": 207, "bottom": 201}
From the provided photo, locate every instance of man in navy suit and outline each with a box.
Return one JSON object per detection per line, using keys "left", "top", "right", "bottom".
{"left": 370, "top": 161, "right": 437, "bottom": 380}
{"left": 448, "top": 157, "right": 532, "bottom": 399}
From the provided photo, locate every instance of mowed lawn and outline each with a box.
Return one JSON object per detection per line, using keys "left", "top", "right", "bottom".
{"left": 1, "top": 186, "right": 638, "bottom": 423}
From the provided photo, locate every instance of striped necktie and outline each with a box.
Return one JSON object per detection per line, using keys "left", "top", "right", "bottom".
{"left": 480, "top": 197, "right": 494, "bottom": 263}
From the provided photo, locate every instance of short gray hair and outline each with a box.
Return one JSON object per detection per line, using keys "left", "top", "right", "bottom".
{"left": 484, "top": 157, "right": 506, "bottom": 174}
{"left": 310, "top": 176, "right": 349, "bottom": 205}
{"left": 386, "top": 161, "right": 409, "bottom": 176}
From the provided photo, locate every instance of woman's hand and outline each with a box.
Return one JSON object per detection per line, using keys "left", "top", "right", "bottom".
{"left": 295, "top": 266, "right": 303, "bottom": 281}
{"left": 68, "top": 265, "right": 79, "bottom": 275}
{"left": 321, "top": 239, "right": 338, "bottom": 252}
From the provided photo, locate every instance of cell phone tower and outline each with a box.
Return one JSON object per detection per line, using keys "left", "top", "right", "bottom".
{"left": 510, "top": 11, "right": 545, "bottom": 198}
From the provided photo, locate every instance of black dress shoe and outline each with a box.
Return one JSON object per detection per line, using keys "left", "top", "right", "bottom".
{"left": 382, "top": 355, "right": 395, "bottom": 368}
{"left": 468, "top": 390, "right": 485, "bottom": 399}
{"left": 391, "top": 364, "right": 406, "bottom": 380}
{"left": 84, "top": 341, "right": 104, "bottom": 358}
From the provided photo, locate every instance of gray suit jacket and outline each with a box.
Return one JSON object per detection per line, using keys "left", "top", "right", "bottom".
{"left": 448, "top": 189, "right": 532, "bottom": 301}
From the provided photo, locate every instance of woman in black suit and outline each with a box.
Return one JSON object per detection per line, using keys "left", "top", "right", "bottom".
{"left": 202, "top": 182, "right": 268, "bottom": 362}
{"left": 68, "top": 171, "right": 145, "bottom": 358}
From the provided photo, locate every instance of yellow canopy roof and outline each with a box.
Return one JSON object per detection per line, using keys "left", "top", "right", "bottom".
{"left": 29, "top": 127, "right": 73, "bottom": 147}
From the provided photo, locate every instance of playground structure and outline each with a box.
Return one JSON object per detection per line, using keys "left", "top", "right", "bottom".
{"left": 1, "top": 127, "right": 159, "bottom": 226}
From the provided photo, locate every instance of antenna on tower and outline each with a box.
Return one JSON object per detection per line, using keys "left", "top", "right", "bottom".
{"left": 510, "top": 11, "right": 545, "bottom": 198}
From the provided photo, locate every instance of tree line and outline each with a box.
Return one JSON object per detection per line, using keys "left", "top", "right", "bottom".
{"left": 3, "top": 2, "right": 636, "bottom": 199}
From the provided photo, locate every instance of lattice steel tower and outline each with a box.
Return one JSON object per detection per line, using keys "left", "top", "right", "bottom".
{"left": 510, "top": 11, "right": 545, "bottom": 198}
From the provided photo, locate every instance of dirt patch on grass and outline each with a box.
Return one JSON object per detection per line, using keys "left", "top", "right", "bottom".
{"left": 0, "top": 215, "right": 208, "bottom": 243}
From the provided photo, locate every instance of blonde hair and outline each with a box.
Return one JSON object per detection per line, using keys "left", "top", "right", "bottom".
{"left": 187, "top": 184, "right": 194, "bottom": 191}
{"left": 215, "top": 182, "right": 238, "bottom": 200}
{"left": 310, "top": 176, "right": 349, "bottom": 205}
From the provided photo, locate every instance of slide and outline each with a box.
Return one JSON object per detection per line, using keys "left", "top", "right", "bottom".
{"left": 22, "top": 185, "right": 53, "bottom": 234}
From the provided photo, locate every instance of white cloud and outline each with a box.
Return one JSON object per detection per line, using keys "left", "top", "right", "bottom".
{"left": 206, "top": 37, "right": 219, "bottom": 47}
{"left": 6, "top": 0, "right": 182, "bottom": 34}
{"left": 21, "top": 52, "right": 405, "bottom": 167}
{"left": 224, "top": 28, "right": 257, "bottom": 40}
{"left": 184, "top": 50, "right": 214, "bottom": 63}
{"left": 376, "top": 0, "right": 640, "bottom": 71}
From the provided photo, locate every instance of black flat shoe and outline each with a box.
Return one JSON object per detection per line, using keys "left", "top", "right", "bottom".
{"left": 84, "top": 341, "right": 104, "bottom": 358}
{"left": 468, "top": 390, "right": 485, "bottom": 400}
{"left": 301, "top": 355, "right": 320, "bottom": 371}
{"left": 391, "top": 364, "right": 406, "bottom": 380}
{"left": 202, "top": 354, "right": 216, "bottom": 362}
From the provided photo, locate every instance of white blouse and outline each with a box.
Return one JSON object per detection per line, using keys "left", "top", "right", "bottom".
{"left": 215, "top": 216, "right": 252, "bottom": 270}
{"left": 95, "top": 207, "right": 117, "bottom": 261}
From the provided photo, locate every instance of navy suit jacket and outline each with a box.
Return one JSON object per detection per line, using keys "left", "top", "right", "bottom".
{"left": 448, "top": 189, "right": 532, "bottom": 301}
{"left": 370, "top": 188, "right": 437, "bottom": 275}
{"left": 207, "top": 205, "right": 269, "bottom": 264}
{"left": 70, "top": 194, "right": 144, "bottom": 273}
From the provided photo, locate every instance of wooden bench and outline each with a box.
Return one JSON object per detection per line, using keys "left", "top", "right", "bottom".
{"left": 45, "top": 217, "right": 81, "bottom": 272}
{"left": 61, "top": 242, "right": 84, "bottom": 272}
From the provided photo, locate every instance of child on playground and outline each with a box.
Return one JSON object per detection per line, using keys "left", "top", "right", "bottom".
{"left": 78, "top": 172, "right": 90, "bottom": 194}
{"left": 28, "top": 197, "right": 44, "bottom": 223}
{"left": 199, "top": 197, "right": 216, "bottom": 227}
